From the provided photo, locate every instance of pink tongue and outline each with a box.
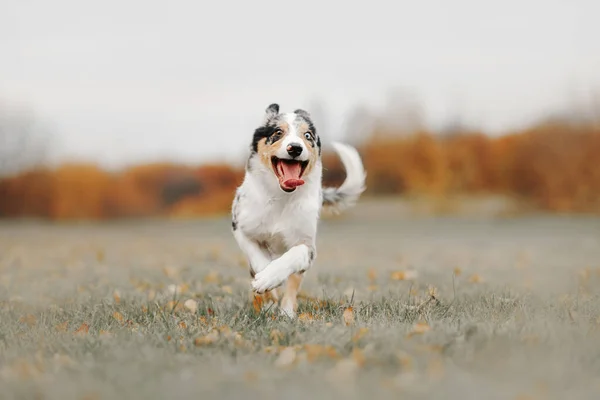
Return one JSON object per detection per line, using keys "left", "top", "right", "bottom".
{"left": 279, "top": 161, "right": 305, "bottom": 189}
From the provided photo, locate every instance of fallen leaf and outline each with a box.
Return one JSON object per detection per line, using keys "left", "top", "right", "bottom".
{"left": 194, "top": 330, "right": 220, "bottom": 346}
{"left": 390, "top": 270, "right": 418, "bottom": 281}
{"left": 407, "top": 321, "right": 431, "bottom": 337}
{"left": 113, "top": 311, "right": 124, "bottom": 323}
{"left": 178, "top": 321, "right": 187, "bottom": 329}
{"left": 343, "top": 307, "right": 355, "bottom": 326}
{"left": 164, "top": 301, "right": 184, "bottom": 313}
{"left": 74, "top": 323, "right": 90, "bottom": 335}
{"left": 184, "top": 299, "right": 198, "bottom": 313}
{"left": 274, "top": 347, "right": 297, "bottom": 368}
{"left": 298, "top": 313, "right": 315, "bottom": 323}
{"left": 113, "top": 290, "right": 121, "bottom": 304}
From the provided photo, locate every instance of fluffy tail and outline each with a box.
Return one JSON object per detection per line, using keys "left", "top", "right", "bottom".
{"left": 322, "top": 141, "right": 367, "bottom": 214}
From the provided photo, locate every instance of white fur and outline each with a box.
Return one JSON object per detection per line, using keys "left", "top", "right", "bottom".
{"left": 232, "top": 110, "right": 366, "bottom": 318}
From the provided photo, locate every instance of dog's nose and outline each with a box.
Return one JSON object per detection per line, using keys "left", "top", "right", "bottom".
{"left": 286, "top": 143, "right": 303, "bottom": 158}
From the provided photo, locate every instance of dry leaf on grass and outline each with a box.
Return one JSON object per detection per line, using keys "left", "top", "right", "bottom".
{"left": 390, "top": 270, "right": 418, "bottom": 281}
{"left": 112, "top": 311, "right": 124, "bottom": 323}
{"left": 194, "top": 330, "right": 220, "bottom": 347}
{"left": 298, "top": 313, "right": 315, "bottom": 323}
{"left": 74, "top": 323, "right": 90, "bottom": 336}
{"left": 343, "top": 307, "right": 355, "bottom": 326}
{"left": 407, "top": 321, "right": 431, "bottom": 337}
{"left": 274, "top": 347, "right": 297, "bottom": 368}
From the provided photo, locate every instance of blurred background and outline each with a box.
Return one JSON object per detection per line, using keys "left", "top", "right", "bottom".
{"left": 1, "top": 0, "right": 599, "bottom": 220}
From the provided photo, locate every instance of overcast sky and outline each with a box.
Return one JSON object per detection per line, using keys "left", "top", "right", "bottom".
{"left": 1, "top": 0, "right": 599, "bottom": 169}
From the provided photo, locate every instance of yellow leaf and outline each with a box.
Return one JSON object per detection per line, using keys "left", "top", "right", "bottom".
{"left": 274, "top": 347, "right": 297, "bottom": 368}
{"left": 113, "top": 311, "right": 124, "bottom": 323}
{"left": 194, "top": 330, "right": 219, "bottom": 346}
{"left": 343, "top": 307, "right": 355, "bottom": 326}
{"left": 178, "top": 321, "right": 187, "bottom": 329}
{"left": 164, "top": 300, "right": 184, "bottom": 313}
{"left": 74, "top": 323, "right": 90, "bottom": 335}
{"left": 298, "top": 313, "right": 315, "bottom": 323}
{"left": 407, "top": 321, "right": 430, "bottom": 337}
{"left": 113, "top": 290, "right": 121, "bottom": 304}
{"left": 390, "top": 270, "right": 418, "bottom": 281}
{"left": 468, "top": 274, "right": 483, "bottom": 283}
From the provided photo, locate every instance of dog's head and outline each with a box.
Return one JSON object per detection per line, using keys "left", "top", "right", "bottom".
{"left": 250, "top": 103, "right": 322, "bottom": 193}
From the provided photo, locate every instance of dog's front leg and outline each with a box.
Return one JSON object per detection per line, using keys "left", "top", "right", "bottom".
{"left": 233, "top": 229, "right": 271, "bottom": 275}
{"left": 251, "top": 243, "right": 315, "bottom": 294}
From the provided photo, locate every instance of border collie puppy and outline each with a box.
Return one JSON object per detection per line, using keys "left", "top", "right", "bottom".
{"left": 231, "top": 103, "right": 366, "bottom": 318}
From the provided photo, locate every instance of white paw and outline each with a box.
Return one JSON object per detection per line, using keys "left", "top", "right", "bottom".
{"left": 252, "top": 263, "right": 291, "bottom": 294}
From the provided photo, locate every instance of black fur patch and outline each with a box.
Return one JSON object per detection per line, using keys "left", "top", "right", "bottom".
{"left": 309, "top": 248, "right": 315, "bottom": 263}
{"left": 231, "top": 220, "right": 237, "bottom": 230}
{"left": 251, "top": 124, "right": 283, "bottom": 153}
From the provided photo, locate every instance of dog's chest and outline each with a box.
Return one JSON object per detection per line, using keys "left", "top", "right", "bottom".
{"left": 238, "top": 192, "right": 318, "bottom": 247}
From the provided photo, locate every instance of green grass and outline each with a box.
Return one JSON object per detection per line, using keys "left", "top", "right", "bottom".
{"left": 1, "top": 213, "right": 600, "bottom": 399}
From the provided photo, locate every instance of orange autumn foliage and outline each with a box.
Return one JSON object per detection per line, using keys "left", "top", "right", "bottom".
{"left": 1, "top": 122, "right": 599, "bottom": 219}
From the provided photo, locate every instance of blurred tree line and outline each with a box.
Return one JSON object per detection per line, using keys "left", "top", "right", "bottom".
{"left": 1, "top": 93, "right": 600, "bottom": 219}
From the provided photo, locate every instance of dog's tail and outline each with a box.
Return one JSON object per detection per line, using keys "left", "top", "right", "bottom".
{"left": 322, "top": 141, "right": 367, "bottom": 214}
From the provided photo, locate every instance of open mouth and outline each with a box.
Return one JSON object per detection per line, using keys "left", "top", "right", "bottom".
{"left": 271, "top": 157, "right": 309, "bottom": 192}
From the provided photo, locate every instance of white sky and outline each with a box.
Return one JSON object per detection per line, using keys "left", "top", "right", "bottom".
{"left": 1, "top": 0, "right": 599, "bottom": 169}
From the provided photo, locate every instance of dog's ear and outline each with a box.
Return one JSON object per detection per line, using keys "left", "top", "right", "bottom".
{"left": 294, "top": 109, "right": 311, "bottom": 120}
{"left": 263, "top": 103, "right": 280, "bottom": 123}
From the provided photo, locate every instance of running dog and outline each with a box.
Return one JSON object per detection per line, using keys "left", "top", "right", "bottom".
{"left": 231, "top": 103, "right": 366, "bottom": 318}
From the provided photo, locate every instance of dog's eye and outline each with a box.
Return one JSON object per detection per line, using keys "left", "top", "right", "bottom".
{"left": 304, "top": 132, "right": 312, "bottom": 140}
{"left": 274, "top": 130, "right": 283, "bottom": 136}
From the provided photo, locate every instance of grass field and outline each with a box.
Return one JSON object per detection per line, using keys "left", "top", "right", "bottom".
{"left": 1, "top": 200, "right": 600, "bottom": 400}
